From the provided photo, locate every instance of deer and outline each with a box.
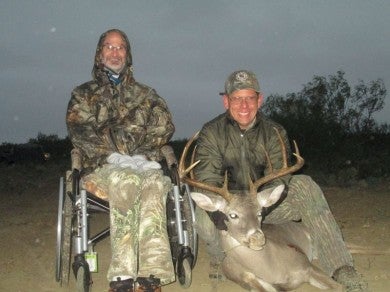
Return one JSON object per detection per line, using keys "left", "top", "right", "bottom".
{"left": 178, "top": 129, "right": 343, "bottom": 292}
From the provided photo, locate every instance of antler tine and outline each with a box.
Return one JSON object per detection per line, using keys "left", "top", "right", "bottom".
{"left": 178, "top": 131, "right": 233, "bottom": 202}
{"left": 278, "top": 128, "right": 289, "bottom": 168}
{"left": 190, "top": 144, "right": 197, "bottom": 179}
{"left": 178, "top": 131, "right": 199, "bottom": 177}
{"left": 250, "top": 127, "right": 304, "bottom": 194}
{"left": 184, "top": 171, "right": 233, "bottom": 202}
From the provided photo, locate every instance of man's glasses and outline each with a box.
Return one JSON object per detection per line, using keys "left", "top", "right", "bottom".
{"left": 228, "top": 95, "right": 259, "bottom": 105}
{"left": 102, "top": 44, "right": 126, "bottom": 52}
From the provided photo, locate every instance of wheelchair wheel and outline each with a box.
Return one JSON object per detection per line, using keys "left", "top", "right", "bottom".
{"left": 55, "top": 178, "right": 64, "bottom": 282}
{"left": 180, "top": 183, "right": 198, "bottom": 267}
{"left": 76, "top": 264, "right": 90, "bottom": 292}
{"left": 176, "top": 256, "right": 192, "bottom": 288}
{"left": 166, "top": 179, "right": 198, "bottom": 288}
{"left": 55, "top": 176, "right": 73, "bottom": 285}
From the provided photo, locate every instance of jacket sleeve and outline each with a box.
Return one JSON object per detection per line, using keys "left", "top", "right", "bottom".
{"left": 134, "top": 90, "right": 175, "bottom": 155}
{"left": 66, "top": 87, "right": 118, "bottom": 167}
{"left": 193, "top": 125, "right": 225, "bottom": 187}
{"left": 107, "top": 88, "right": 175, "bottom": 160}
{"left": 261, "top": 125, "right": 293, "bottom": 190}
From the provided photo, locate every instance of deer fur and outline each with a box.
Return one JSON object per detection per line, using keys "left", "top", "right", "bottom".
{"left": 191, "top": 185, "right": 343, "bottom": 291}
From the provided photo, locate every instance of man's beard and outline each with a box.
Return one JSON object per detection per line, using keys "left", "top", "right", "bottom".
{"left": 102, "top": 58, "right": 125, "bottom": 74}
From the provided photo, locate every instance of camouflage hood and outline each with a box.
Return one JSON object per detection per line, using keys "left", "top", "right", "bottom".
{"left": 91, "top": 29, "right": 134, "bottom": 86}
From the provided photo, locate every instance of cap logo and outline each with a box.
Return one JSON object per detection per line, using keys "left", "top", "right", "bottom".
{"left": 235, "top": 71, "right": 249, "bottom": 82}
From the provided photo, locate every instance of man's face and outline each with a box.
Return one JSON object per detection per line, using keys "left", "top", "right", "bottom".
{"left": 100, "top": 31, "right": 127, "bottom": 74}
{"left": 223, "top": 89, "right": 263, "bottom": 130}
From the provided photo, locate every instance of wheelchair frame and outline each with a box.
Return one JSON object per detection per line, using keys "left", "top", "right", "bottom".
{"left": 55, "top": 153, "right": 198, "bottom": 291}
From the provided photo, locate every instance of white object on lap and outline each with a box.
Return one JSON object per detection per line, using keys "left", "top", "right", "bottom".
{"left": 107, "top": 153, "right": 161, "bottom": 171}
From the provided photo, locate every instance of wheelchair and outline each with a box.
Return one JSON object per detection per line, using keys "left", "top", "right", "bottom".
{"left": 55, "top": 147, "right": 198, "bottom": 291}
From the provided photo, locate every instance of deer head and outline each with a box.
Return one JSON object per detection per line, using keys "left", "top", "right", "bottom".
{"left": 178, "top": 128, "right": 304, "bottom": 250}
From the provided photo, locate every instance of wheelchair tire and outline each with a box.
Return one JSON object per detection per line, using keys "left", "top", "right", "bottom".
{"left": 55, "top": 176, "right": 73, "bottom": 286}
{"left": 176, "top": 257, "right": 192, "bottom": 288}
{"left": 61, "top": 189, "right": 73, "bottom": 285}
{"left": 181, "top": 184, "right": 198, "bottom": 268}
{"left": 76, "top": 264, "right": 90, "bottom": 292}
{"left": 55, "top": 177, "right": 64, "bottom": 282}
{"left": 166, "top": 182, "right": 198, "bottom": 288}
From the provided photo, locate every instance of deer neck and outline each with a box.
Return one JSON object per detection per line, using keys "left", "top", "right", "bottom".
{"left": 220, "top": 230, "right": 245, "bottom": 253}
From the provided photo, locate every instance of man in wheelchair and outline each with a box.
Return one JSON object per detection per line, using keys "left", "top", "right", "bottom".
{"left": 66, "top": 28, "right": 176, "bottom": 292}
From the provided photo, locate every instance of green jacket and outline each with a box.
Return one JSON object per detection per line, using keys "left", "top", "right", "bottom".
{"left": 193, "top": 111, "right": 292, "bottom": 193}
{"left": 66, "top": 31, "right": 174, "bottom": 170}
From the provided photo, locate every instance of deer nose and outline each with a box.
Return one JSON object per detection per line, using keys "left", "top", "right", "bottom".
{"left": 248, "top": 230, "right": 266, "bottom": 250}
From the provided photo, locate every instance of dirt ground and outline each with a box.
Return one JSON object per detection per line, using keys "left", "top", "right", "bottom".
{"left": 0, "top": 162, "right": 389, "bottom": 292}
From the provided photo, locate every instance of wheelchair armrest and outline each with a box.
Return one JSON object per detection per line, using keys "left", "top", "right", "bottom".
{"left": 159, "top": 145, "right": 180, "bottom": 186}
{"left": 71, "top": 148, "right": 83, "bottom": 171}
{"left": 160, "top": 145, "right": 178, "bottom": 169}
{"left": 69, "top": 148, "right": 83, "bottom": 197}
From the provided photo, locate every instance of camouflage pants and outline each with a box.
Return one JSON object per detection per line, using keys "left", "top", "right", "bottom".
{"left": 83, "top": 165, "right": 175, "bottom": 285}
{"left": 195, "top": 174, "right": 354, "bottom": 275}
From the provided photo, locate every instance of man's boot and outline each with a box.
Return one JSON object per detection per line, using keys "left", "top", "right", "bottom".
{"left": 135, "top": 275, "right": 161, "bottom": 292}
{"left": 109, "top": 277, "right": 134, "bottom": 292}
{"left": 332, "top": 265, "right": 369, "bottom": 292}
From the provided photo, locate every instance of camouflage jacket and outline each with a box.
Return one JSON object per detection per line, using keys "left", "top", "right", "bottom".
{"left": 193, "top": 111, "right": 292, "bottom": 192}
{"left": 66, "top": 47, "right": 174, "bottom": 171}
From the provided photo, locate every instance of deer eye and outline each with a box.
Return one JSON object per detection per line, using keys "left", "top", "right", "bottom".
{"left": 257, "top": 211, "right": 262, "bottom": 219}
{"left": 229, "top": 213, "right": 238, "bottom": 219}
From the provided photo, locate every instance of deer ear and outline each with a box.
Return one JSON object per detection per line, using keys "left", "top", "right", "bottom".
{"left": 190, "top": 192, "right": 227, "bottom": 212}
{"left": 257, "top": 184, "right": 285, "bottom": 208}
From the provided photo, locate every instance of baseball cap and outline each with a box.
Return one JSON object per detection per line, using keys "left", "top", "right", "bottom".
{"left": 224, "top": 70, "right": 260, "bottom": 95}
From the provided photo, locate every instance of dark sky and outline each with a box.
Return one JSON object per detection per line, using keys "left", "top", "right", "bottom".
{"left": 1, "top": 0, "right": 389, "bottom": 143}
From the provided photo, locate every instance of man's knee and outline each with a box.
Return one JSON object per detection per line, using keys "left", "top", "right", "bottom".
{"left": 290, "top": 174, "right": 315, "bottom": 186}
{"left": 289, "top": 174, "right": 323, "bottom": 200}
{"left": 288, "top": 174, "right": 333, "bottom": 217}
